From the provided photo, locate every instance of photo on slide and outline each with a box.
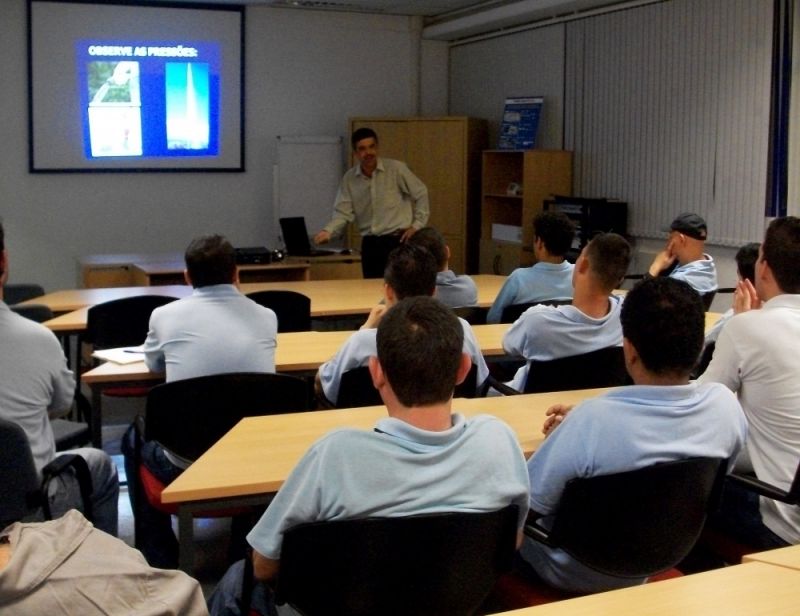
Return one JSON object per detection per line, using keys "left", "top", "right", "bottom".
{"left": 87, "top": 61, "right": 143, "bottom": 157}
{"left": 165, "top": 62, "right": 210, "bottom": 151}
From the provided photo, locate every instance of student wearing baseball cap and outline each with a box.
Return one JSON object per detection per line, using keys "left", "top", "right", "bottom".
{"left": 647, "top": 212, "right": 718, "bottom": 294}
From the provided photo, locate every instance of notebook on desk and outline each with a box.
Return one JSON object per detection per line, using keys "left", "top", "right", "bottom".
{"left": 279, "top": 216, "right": 336, "bottom": 257}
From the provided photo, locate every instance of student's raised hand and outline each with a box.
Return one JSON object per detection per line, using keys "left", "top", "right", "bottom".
{"left": 648, "top": 241, "right": 676, "bottom": 276}
{"left": 733, "top": 278, "right": 762, "bottom": 313}
{"left": 361, "top": 303, "right": 388, "bottom": 329}
{"left": 543, "top": 404, "right": 574, "bottom": 436}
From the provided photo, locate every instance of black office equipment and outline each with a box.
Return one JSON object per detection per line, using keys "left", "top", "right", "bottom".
{"left": 279, "top": 216, "right": 336, "bottom": 257}
{"left": 544, "top": 196, "right": 628, "bottom": 252}
{"left": 234, "top": 246, "right": 272, "bottom": 265}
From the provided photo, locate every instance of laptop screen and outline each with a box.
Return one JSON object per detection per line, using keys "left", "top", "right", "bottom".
{"left": 279, "top": 217, "right": 313, "bottom": 256}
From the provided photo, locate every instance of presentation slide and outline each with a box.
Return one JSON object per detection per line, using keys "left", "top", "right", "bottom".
{"left": 29, "top": 1, "right": 243, "bottom": 172}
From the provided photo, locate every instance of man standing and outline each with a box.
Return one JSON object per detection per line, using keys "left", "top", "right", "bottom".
{"left": 647, "top": 212, "right": 718, "bottom": 295}
{"left": 700, "top": 216, "right": 800, "bottom": 548}
{"left": 522, "top": 277, "right": 746, "bottom": 594}
{"left": 313, "top": 128, "right": 430, "bottom": 278}
{"left": 501, "top": 232, "right": 631, "bottom": 391}
{"left": 0, "top": 222, "right": 118, "bottom": 536}
{"left": 208, "top": 296, "right": 529, "bottom": 614}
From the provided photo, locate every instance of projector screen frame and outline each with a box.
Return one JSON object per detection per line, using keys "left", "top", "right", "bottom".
{"left": 27, "top": 0, "right": 246, "bottom": 173}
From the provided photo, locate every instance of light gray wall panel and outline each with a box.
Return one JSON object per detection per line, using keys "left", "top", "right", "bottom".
{"left": 565, "top": 0, "right": 773, "bottom": 246}
{"left": 448, "top": 26, "right": 566, "bottom": 149}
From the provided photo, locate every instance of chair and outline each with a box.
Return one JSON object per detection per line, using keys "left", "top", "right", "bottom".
{"left": 52, "top": 390, "right": 92, "bottom": 452}
{"left": 3, "top": 283, "right": 45, "bottom": 306}
{"left": 131, "top": 372, "right": 312, "bottom": 546}
{"left": 486, "top": 458, "right": 726, "bottom": 610}
{"left": 702, "top": 457, "right": 800, "bottom": 564}
{"left": 335, "top": 364, "right": 479, "bottom": 409}
{"left": 452, "top": 306, "right": 487, "bottom": 325}
{"left": 0, "top": 417, "right": 93, "bottom": 528}
{"left": 10, "top": 303, "right": 53, "bottom": 323}
{"left": 85, "top": 295, "right": 178, "bottom": 397}
{"left": 500, "top": 299, "right": 572, "bottom": 324}
{"left": 485, "top": 346, "right": 630, "bottom": 396}
{"left": 700, "top": 290, "right": 717, "bottom": 311}
{"left": 273, "top": 505, "right": 519, "bottom": 616}
{"left": 246, "top": 290, "right": 311, "bottom": 332}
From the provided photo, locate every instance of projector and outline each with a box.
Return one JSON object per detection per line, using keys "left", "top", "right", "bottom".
{"left": 234, "top": 246, "right": 272, "bottom": 265}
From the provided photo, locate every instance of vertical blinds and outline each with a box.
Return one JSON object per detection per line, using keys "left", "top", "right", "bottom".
{"left": 564, "top": 0, "right": 773, "bottom": 245}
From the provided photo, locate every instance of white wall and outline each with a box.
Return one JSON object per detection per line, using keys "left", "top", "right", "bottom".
{"left": 0, "top": 2, "right": 448, "bottom": 290}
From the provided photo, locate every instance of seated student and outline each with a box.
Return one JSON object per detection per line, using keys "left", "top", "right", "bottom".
{"left": 315, "top": 243, "right": 489, "bottom": 405}
{"left": 704, "top": 242, "right": 760, "bottom": 345}
{"left": 648, "top": 212, "right": 718, "bottom": 294}
{"left": 0, "top": 511, "right": 208, "bottom": 615}
{"left": 487, "top": 211, "right": 576, "bottom": 324}
{"left": 127, "top": 234, "right": 279, "bottom": 568}
{"left": 407, "top": 226, "right": 477, "bottom": 308}
{"left": 143, "top": 234, "right": 278, "bottom": 382}
{"left": 208, "top": 296, "right": 530, "bottom": 616}
{"left": 700, "top": 217, "right": 800, "bottom": 549}
{"left": 0, "top": 222, "right": 118, "bottom": 537}
{"left": 521, "top": 277, "right": 747, "bottom": 594}
{"left": 501, "top": 233, "right": 631, "bottom": 392}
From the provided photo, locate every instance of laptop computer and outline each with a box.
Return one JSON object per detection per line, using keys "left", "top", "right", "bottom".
{"left": 279, "top": 216, "right": 336, "bottom": 257}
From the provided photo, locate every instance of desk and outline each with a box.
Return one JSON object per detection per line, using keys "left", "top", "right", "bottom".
{"left": 743, "top": 544, "right": 800, "bottom": 570}
{"left": 131, "top": 261, "right": 310, "bottom": 285}
{"left": 161, "top": 387, "right": 611, "bottom": 571}
{"left": 79, "top": 324, "right": 508, "bottom": 446}
{"left": 37, "top": 275, "right": 507, "bottom": 331}
{"left": 494, "top": 562, "right": 800, "bottom": 615}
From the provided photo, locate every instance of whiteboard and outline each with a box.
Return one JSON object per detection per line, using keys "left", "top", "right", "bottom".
{"left": 274, "top": 136, "right": 344, "bottom": 248}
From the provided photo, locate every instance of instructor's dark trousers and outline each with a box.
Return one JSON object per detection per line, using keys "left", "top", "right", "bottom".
{"left": 360, "top": 231, "right": 403, "bottom": 279}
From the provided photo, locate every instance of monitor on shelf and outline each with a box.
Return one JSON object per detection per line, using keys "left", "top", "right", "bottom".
{"left": 544, "top": 196, "right": 628, "bottom": 255}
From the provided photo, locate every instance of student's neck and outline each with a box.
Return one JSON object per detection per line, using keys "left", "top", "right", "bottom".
{"left": 537, "top": 254, "right": 564, "bottom": 265}
{"left": 633, "top": 373, "right": 690, "bottom": 386}
{"left": 572, "top": 287, "right": 611, "bottom": 319}
{"left": 678, "top": 247, "right": 706, "bottom": 265}
{"left": 390, "top": 402, "right": 453, "bottom": 432}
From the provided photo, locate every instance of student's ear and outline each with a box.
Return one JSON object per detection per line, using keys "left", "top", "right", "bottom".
{"left": 368, "top": 356, "right": 386, "bottom": 390}
{"left": 183, "top": 269, "right": 192, "bottom": 286}
{"left": 622, "top": 338, "right": 638, "bottom": 374}
{"left": 384, "top": 283, "right": 396, "bottom": 305}
{"left": 0, "top": 250, "right": 8, "bottom": 286}
{"left": 445, "top": 244, "right": 451, "bottom": 261}
{"left": 453, "top": 353, "right": 472, "bottom": 386}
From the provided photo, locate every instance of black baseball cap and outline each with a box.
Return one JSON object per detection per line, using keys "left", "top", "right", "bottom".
{"left": 669, "top": 213, "right": 707, "bottom": 240}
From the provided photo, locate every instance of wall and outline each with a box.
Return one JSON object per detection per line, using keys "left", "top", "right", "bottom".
{"left": 0, "top": 2, "right": 448, "bottom": 290}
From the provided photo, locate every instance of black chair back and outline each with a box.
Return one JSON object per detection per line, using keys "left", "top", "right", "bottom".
{"left": 10, "top": 303, "right": 54, "bottom": 323}
{"left": 701, "top": 291, "right": 717, "bottom": 311}
{"left": 86, "top": 295, "right": 178, "bottom": 349}
{"left": 275, "top": 505, "right": 519, "bottom": 616}
{"left": 452, "top": 306, "right": 487, "bottom": 325}
{"left": 145, "top": 372, "right": 312, "bottom": 462}
{"left": 501, "top": 299, "right": 572, "bottom": 324}
{"left": 527, "top": 457, "right": 726, "bottom": 578}
{"left": 246, "top": 290, "right": 311, "bottom": 332}
{"left": 0, "top": 418, "right": 43, "bottom": 527}
{"left": 3, "top": 283, "right": 45, "bottom": 305}
{"left": 337, "top": 364, "right": 479, "bottom": 409}
{"left": 524, "top": 346, "right": 629, "bottom": 393}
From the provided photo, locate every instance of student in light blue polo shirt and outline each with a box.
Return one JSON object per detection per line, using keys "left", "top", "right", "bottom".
{"left": 487, "top": 210, "right": 576, "bottom": 324}
{"left": 648, "top": 212, "right": 718, "bottom": 294}
{"left": 408, "top": 226, "right": 478, "bottom": 308}
{"left": 520, "top": 278, "right": 747, "bottom": 594}
{"left": 208, "top": 296, "right": 530, "bottom": 615}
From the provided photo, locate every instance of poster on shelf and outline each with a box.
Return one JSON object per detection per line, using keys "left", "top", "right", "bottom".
{"left": 498, "top": 96, "right": 543, "bottom": 150}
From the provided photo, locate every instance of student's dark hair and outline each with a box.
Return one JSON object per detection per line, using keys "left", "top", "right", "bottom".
{"left": 621, "top": 277, "right": 704, "bottom": 377}
{"left": 407, "top": 227, "right": 447, "bottom": 270}
{"left": 377, "top": 296, "right": 464, "bottom": 406}
{"left": 735, "top": 242, "right": 760, "bottom": 284}
{"left": 384, "top": 243, "right": 437, "bottom": 300}
{"left": 184, "top": 234, "right": 236, "bottom": 288}
{"left": 762, "top": 217, "right": 800, "bottom": 293}
{"left": 533, "top": 211, "right": 575, "bottom": 257}
{"left": 351, "top": 127, "right": 378, "bottom": 149}
{"left": 585, "top": 233, "right": 631, "bottom": 292}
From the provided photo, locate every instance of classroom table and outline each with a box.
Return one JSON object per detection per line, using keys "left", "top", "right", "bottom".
{"left": 742, "top": 544, "right": 800, "bottom": 570}
{"left": 36, "top": 275, "right": 507, "bottom": 332}
{"left": 160, "top": 387, "right": 612, "bottom": 572}
{"left": 492, "top": 562, "right": 800, "bottom": 615}
{"left": 80, "top": 324, "right": 509, "bottom": 447}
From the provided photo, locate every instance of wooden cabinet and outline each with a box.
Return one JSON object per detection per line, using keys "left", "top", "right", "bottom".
{"left": 480, "top": 150, "right": 573, "bottom": 274}
{"left": 348, "top": 117, "right": 487, "bottom": 273}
